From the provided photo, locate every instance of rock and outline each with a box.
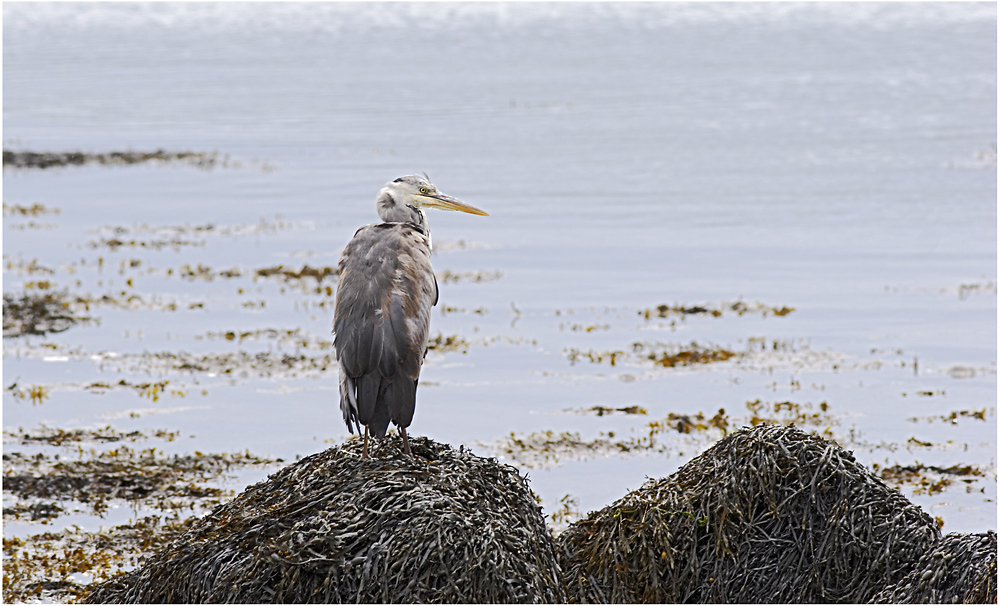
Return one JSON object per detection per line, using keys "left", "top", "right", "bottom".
{"left": 85, "top": 424, "right": 996, "bottom": 604}
{"left": 872, "top": 531, "right": 997, "bottom": 603}
{"left": 85, "top": 435, "right": 566, "bottom": 603}
{"left": 556, "top": 424, "right": 997, "bottom": 604}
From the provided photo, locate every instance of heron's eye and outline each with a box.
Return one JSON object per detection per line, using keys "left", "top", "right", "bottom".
{"left": 419, "top": 187, "right": 428, "bottom": 194}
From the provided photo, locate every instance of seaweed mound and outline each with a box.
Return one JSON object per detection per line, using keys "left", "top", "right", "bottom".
{"left": 872, "top": 531, "right": 997, "bottom": 603}
{"left": 557, "top": 424, "right": 997, "bottom": 604}
{"left": 84, "top": 436, "right": 567, "bottom": 604}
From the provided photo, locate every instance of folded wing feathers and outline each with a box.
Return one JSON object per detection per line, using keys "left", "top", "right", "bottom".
{"left": 334, "top": 223, "right": 436, "bottom": 437}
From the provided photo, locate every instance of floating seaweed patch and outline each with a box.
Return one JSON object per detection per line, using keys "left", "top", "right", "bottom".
{"left": 3, "top": 256, "right": 56, "bottom": 275}
{"left": 565, "top": 347, "right": 628, "bottom": 366}
{"left": 944, "top": 364, "right": 999, "bottom": 379}
{"left": 745, "top": 398, "right": 835, "bottom": 433}
{"left": 426, "top": 333, "right": 472, "bottom": 354}
{"left": 497, "top": 429, "right": 650, "bottom": 467}
{"left": 71, "top": 291, "right": 202, "bottom": 313}
{"left": 440, "top": 304, "right": 489, "bottom": 316}
{"left": 87, "top": 236, "right": 205, "bottom": 251}
{"left": 2, "top": 202, "right": 61, "bottom": 216}
{"left": 565, "top": 405, "right": 648, "bottom": 416}
{"left": 3, "top": 514, "right": 200, "bottom": 603}
{"left": 6, "top": 220, "right": 59, "bottom": 231}
{"left": 173, "top": 263, "right": 237, "bottom": 281}
{"left": 560, "top": 321, "right": 611, "bottom": 332}
{"left": 3, "top": 425, "right": 179, "bottom": 447}
{"left": 254, "top": 264, "right": 339, "bottom": 283}
{"left": 557, "top": 424, "right": 997, "bottom": 604}
{"left": 907, "top": 408, "right": 990, "bottom": 424}
{"left": 744, "top": 335, "right": 809, "bottom": 352}
{"left": 1, "top": 341, "right": 83, "bottom": 363}
{"left": 3, "top": 445, "right": 281, "bottom": 517}
{"left": 2, "top": 149, "right": 219, "bottom": 170}
{"left": 885, "top": 280, "right": 998, "bottom": 299}
{"left": 734, "top": 337, "right": 851, "bottom": 374}
{"left": 642, "top": 342, "right": 738, "bottom": 367}
{"left": 496, "top": 399, "right": 856, "bottom": 469}
{"left": 197, "top": 327, "right": 322, "bottom": 349}
{"left": 2, "top": 501, "right": 64, "bottom": 522}
{"left": 958, "top": 280, "right": 998, "bottom": 299}
{"left": 493, "top": 409, "right": 728, "bottom": 468}
{"left": 650, "top": 409, "right": 730, "bottom": 435}
{"left": 640, "top": 300, "right": 795, "bottom": 320}
{"left": 13, "top": 377, "right": 255, "bottom": 403}
{"left": 143, "top": 348, "right": 339, "bottom": 378}
{"left": 1, "top": 344, "right": 339, "bottom": 381}
{"left": 874, "top": 462, "right": 989, "bottom": 496}
{"left": 422, "top": 333, "right": 535, "bottom": 356}
{"left": 5, "top": 382, "right": 50, "bottom": 404}
{"left": 902, "top": 389, "right": 947, "bottom": 398}
{"left": 436, "top": 269, "right": 504, "bottom": 283}
{"left": 83, "top": 379, "right": 177, "bottom": 401}
{"left": 160, "top": 350, "right": 338, "bottom": 378}
{"left": 90, "top": 220, "right": 309, "bottom": 252}
{"left": 91, "top": 216, "right": 304, "bottom": 242}
{"left": 2, "top": 291, "right": 93, "bottom": 337}
{"left": 565, "top": 341, "right": 739, "bottom": 369}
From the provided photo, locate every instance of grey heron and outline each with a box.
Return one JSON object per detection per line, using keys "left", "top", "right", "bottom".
{"left": 333, "top": 175, "right": 488, "bottom": 458}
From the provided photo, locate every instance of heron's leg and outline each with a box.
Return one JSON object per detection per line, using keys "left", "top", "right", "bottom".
{"left": 401, "top": 427, "right": 411, "bottom": 455}
{"left": 362, "top": 426, "right": 369, "bottom": 460}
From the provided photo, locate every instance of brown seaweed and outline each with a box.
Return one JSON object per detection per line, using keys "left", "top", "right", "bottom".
{"left": 83, "top": 436, "right": 567, "bottom": 604}
{"left": 2, "top": 150, "right": 218, "bottom": 170}
{"left": 556, "top": 424, "right": 996, "bottom": 604}
{"left": 2, "top": 291, "right": 93, "bottom": 337}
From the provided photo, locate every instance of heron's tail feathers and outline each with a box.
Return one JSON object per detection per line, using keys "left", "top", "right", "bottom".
{"left": 339, "top": 372, "right": 360, "bottom": 434}
{"left": 357, "top": 371, "right": 380, "bottom": 428}
{"left": 388, "top": 375, "right": 416, "bottom": 429}
{"left": 368, "top": 394, "right": 392, "bottom": 439}
{"left": 344, "top": 372, "right": 416, "bottom": 440}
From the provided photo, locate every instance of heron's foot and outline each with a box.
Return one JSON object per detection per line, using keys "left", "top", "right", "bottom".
{"left": 362, "top": 427, "right": 370, "bottom": 460}
{"left": 401, "top": 427, "right": 411, "bottom": 456}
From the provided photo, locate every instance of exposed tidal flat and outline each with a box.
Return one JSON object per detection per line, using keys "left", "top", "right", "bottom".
{"left": 3, "top": 3, "right": 997, "bottom": 602}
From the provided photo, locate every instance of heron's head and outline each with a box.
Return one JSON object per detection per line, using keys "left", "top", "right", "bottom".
{"left": 376, "top": 174, "right": 489, "bottom": 223}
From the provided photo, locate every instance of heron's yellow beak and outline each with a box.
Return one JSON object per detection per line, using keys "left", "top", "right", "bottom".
{"left": 421, "top": 192, "right": 489, "bottom": 216}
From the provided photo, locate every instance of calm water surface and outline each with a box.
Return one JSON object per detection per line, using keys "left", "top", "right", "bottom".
{"left": 3, "top": 2, "right": 997, "bottom": 538}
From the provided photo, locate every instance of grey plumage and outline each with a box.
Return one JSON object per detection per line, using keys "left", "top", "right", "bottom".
{"left": 335, "top": 222, "right": 435, "bottom": 439}
{"left": 333, "top": 175, "right": 488, "bottom": 456}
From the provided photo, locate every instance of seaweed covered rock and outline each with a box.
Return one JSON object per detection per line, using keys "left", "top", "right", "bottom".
{"left": 557, "top": 424, "right": 997, "bottom": 604}
{"left": 872, "top": 531, "right": 997, "bottom": 603}
{"left": 84, "top": 436, "right": 567, "bottom": 603}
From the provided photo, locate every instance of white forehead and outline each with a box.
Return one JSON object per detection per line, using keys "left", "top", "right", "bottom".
{"left": 392, "top": 175, "right": 430, "bottom": 186}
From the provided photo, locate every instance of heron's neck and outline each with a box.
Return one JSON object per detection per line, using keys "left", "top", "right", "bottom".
{"left": 376, "top": 192, "right": 432, "bottom": 249}
{"left": 412, "top": 207, "right": 433, "bottom": 251}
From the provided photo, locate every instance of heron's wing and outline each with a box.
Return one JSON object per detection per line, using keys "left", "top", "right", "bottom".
{"left": 333, "top": 223, "right": 435, "bottom": 434}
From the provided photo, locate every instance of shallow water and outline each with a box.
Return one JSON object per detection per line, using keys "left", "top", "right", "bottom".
{"left": 3, "top": 0, "right": 996, "bottom": 557}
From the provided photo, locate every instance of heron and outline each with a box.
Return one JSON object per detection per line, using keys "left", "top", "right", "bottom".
{"left": 333, "top": 175, "right": 488, "bottom": 458}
